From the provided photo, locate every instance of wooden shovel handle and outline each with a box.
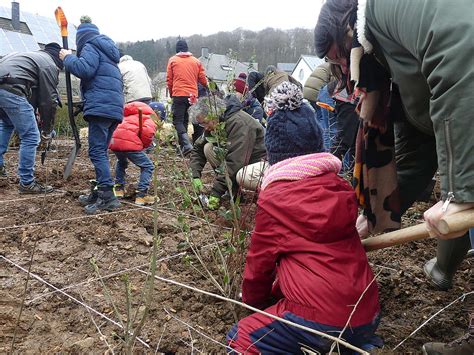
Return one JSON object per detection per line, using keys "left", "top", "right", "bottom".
{"left": 437, "top": 209, "right": 474, "bottom": 234}
{"left": 363, "top": 209, "right": 474, "bottom": 252}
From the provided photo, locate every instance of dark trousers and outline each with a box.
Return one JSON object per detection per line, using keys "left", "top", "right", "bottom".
{"left": 87, "top": 116, "right": 118, "bottom": 187}
{"left": 171, "top": 96, "right": 190, "bottom": 136}
{"left": 394, "top": 119, "right": 469, "bottom": 268}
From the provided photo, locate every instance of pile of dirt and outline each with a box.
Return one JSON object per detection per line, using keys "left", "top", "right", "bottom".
{"left": 0, "top": 142, "right": 472, "bottom": 353}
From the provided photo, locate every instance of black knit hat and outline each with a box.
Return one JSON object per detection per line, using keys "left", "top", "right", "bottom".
{"left": 43, "top": 42, "right": 63, "bottom": 70}
{"left": 176, "top": 39, "right": 188, "bottom": 53}
{"left": 265, "top": 82, "right": 324, "bottom": 165}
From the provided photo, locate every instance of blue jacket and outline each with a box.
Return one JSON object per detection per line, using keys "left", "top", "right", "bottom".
{"left": 243, "top": 97, "right": 264, "bottom": 123}
{"left": 64, "top": 35, "right": 124, "bottom": 121}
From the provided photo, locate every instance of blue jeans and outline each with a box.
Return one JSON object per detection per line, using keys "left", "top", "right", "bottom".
{"left": 316, "top": 86, "right": 336, "bottom": 151}
{"left": 87, "top": 116, "right": 118, "bottom": 187}
{"left": 0, "top": 89, "right": 40, "bottom": 185}
{"left": 113, "top": 150, "right": 154, "bottom": 192}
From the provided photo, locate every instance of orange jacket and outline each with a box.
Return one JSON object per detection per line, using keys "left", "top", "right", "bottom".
{"left": 166, "top": 53, "right": 208, "bottom": 97}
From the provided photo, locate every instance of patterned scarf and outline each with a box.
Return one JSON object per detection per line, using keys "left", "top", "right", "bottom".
{"left": 261, "top": 152, "right": 342, "bottom": 191}
{"left": 340, "top": 0, "right": 401, "bottom": 234}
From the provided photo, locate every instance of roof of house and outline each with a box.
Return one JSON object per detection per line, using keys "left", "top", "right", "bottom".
{"left": 277, "top": 62, "right": 297, "bottom": 73}
{"left": 0, "top": 5, "right": 77, "bottom": 57}
{"left": 299, "top": 55, "right": 325, "bottom": 71}
{"left": 198, "top": 52, "right": 258, "bottom": 82}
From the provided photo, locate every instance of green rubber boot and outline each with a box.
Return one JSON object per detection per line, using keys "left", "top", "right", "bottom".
{"left": 423, "top": 234, "right": 470, "bottom": 290}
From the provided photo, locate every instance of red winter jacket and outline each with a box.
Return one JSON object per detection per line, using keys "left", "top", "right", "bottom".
{"left": 242, "top": 173, "right": 380, "bottom": 328}
{"left": 109, "top": 102, "right": 157, "bottom": 151}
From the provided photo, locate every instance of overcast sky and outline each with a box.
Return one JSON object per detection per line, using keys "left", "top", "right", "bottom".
{"left": 1, "top": 0, "right": 324, "bottom": 42}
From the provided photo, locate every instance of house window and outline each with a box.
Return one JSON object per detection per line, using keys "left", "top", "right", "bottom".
{"left": 299, "top": 68, "right": 304, "bottom": 81}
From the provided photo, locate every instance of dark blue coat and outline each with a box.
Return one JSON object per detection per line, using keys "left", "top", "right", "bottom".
{"left": 64, "top": 35, "right": 124, "bottom": 121}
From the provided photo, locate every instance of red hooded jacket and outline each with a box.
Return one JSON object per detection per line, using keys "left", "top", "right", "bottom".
{"left": 109, "top": 102, "right": 157, "bottom": 151}
{"left": 242, "top": 173, "right": 380, "bottom": 328}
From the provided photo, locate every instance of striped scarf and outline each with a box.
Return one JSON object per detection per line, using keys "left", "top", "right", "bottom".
{"left": 261, "top": 153, "right": 342, "bottom": 191}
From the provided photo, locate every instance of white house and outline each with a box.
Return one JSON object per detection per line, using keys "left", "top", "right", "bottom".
{"left": 291, "top": 55, "right": 325, "bottom": 87}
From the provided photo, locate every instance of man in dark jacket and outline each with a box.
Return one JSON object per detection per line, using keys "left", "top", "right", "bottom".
{"left": 189, "top": 95, "right": 266, "bottom": 209}
{"left": 0, "top": 43, "right": 62, "bottom": 193}
{"left": 60, "top": 16, "right": 124, "bottom": 214}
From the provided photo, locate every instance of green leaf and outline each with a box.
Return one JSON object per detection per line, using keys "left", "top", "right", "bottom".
{"left": 205, "top": 136, "right": 217, "bottom": 144}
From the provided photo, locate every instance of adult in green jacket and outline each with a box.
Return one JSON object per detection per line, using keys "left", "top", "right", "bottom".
{"left": 189, "top": 95, "right": 266, "bottom": 209}
{"left": 303, "top": 62, "right": 332, "bottom": 107}
{"left": 315, "top": 0, "right": 473, "bottom": 353}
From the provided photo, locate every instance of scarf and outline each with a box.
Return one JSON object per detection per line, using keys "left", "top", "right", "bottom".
{"left": 261, "top": 152, "right": 342, "bottom": 191}
{"left": 350, "top": 0, "right": 401, "bottom": 233}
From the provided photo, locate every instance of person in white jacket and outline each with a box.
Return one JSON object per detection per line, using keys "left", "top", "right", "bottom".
{"left": 118, "top": 55, "right": 153, "bottom": 103}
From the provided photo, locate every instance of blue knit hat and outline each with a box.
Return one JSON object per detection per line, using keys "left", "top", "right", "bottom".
{"left": 265, "top": 82, "right": 324, "bottom": 165}
{"left": 149, "top": 101, "right": 166, "bottom": 121}
{"left": 76, "top": 22, "right": 100, "bottom": 55}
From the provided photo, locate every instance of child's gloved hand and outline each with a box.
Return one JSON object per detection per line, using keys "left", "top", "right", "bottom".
{"left": 192, "top": 178, "right": 203, "bottom": 192}
{"left": 207, "top": 195, "right": 220, "bottom": 210}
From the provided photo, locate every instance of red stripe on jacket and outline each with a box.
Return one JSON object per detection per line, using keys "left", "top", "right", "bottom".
{"left": 109, "top": 101, "right": 157, "bottom": 151}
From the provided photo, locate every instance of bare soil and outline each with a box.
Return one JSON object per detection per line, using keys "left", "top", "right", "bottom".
{"left": 0, "top": 140, "right": 472, "bottom": 354}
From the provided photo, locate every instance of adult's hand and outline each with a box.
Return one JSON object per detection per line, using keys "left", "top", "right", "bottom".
{"left": 59, "top": 49, "right": 72, "bottom": 60}
{"left": 424, "top": 200, "right": 474, "bottom": 239}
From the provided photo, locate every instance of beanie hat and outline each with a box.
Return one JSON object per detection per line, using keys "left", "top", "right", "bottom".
{"left": 176, "top": 39, "right": 188, "bottom": 53}
{"left": 80, "top": 15, "right": 92, "bottom": 24}
{"left": 43, "top": 42, "right": 63, "bottom": 70}
{"left": 265, "top": 82, "right": 324, "bottom": 165}
{"left": 149, "top": 101, "right": 166, "bottom": 121}
{"left": 232, "top": 73, "right": 248, "bottom": 95}
{"left": 76, "top": 22, "right": 100, "bottom": 55}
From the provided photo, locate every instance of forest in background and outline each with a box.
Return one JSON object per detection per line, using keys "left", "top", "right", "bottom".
{"left": 118, "top": 27, "right": 315, "bottom": 76}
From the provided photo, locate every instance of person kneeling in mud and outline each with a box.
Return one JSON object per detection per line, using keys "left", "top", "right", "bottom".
{"left": 188, "top": 95, "right": 266, "bottom": 210}
{"left": 109, "top": 101, "right": 158, "bottom": 205}
{"left": 227, "top": 82, "right": 382, "bottom": 354}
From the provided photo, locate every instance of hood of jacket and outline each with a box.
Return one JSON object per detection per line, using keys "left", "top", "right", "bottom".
{"left": 88, "top": 35, "right": 121, "bottom": 64}
{"left": 119, "top": 55, "right": 133, "bottom": 63}
{"left": 176, "top": 52, "right": 192, "bottom": 57}
{"left": 124, "top": 101, "right": 155, "bottom": 117}
{"left": 221, "top": 94, "right": 243, "bottom": 121}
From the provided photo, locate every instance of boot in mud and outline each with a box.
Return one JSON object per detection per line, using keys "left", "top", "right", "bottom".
{"left": 79, "top": 179, "right": 98, "bottom": 206}
{"left": 84, "top": 186, "right": 121, "bottom": 215}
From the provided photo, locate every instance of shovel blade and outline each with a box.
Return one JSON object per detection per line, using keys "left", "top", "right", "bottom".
{"left": 63, "top": 145, "right": 79, "bottom": 179}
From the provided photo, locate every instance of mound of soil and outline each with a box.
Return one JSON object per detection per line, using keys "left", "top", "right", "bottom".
{"left": 0, "top": 141, "right": 472, "bottom": 353}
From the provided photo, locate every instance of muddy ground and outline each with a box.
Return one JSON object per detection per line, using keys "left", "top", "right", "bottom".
{"left": 0, "top": 139, "right": 472, "bottom": 354}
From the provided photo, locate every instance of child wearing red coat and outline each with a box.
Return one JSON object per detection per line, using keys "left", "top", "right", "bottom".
{"left": 227, "top": 82, "right": 382, "bottom": 353}
{"left": 109, "top": 101, "right": 157, "bottom": 205}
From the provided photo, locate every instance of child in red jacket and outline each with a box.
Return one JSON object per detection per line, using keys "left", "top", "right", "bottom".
{"left": 109, "top": 101, "right": 157, "bottom": 205}
{"left": 227, "top": 82, "right": 381, "bottom": 354}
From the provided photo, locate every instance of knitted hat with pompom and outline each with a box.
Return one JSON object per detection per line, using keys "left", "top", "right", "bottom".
{"left": 265, "top": 81, "right": 324, "bottom": 165}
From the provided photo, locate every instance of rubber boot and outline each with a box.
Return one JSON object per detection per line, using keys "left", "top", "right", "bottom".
{"left": 177, "top": 133, "right": 193, "bottom": 156}
{"left": 423, "top": 234, "right": 470, "bottom": 290}
{"left": 84, "top": 186, "right": 121, "bottom": 215}
{"left": 422, "top": 333, "right": 473, "bottom": 355}
{"left": 79, "top": 180, "right": 98, "bottom": 206}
